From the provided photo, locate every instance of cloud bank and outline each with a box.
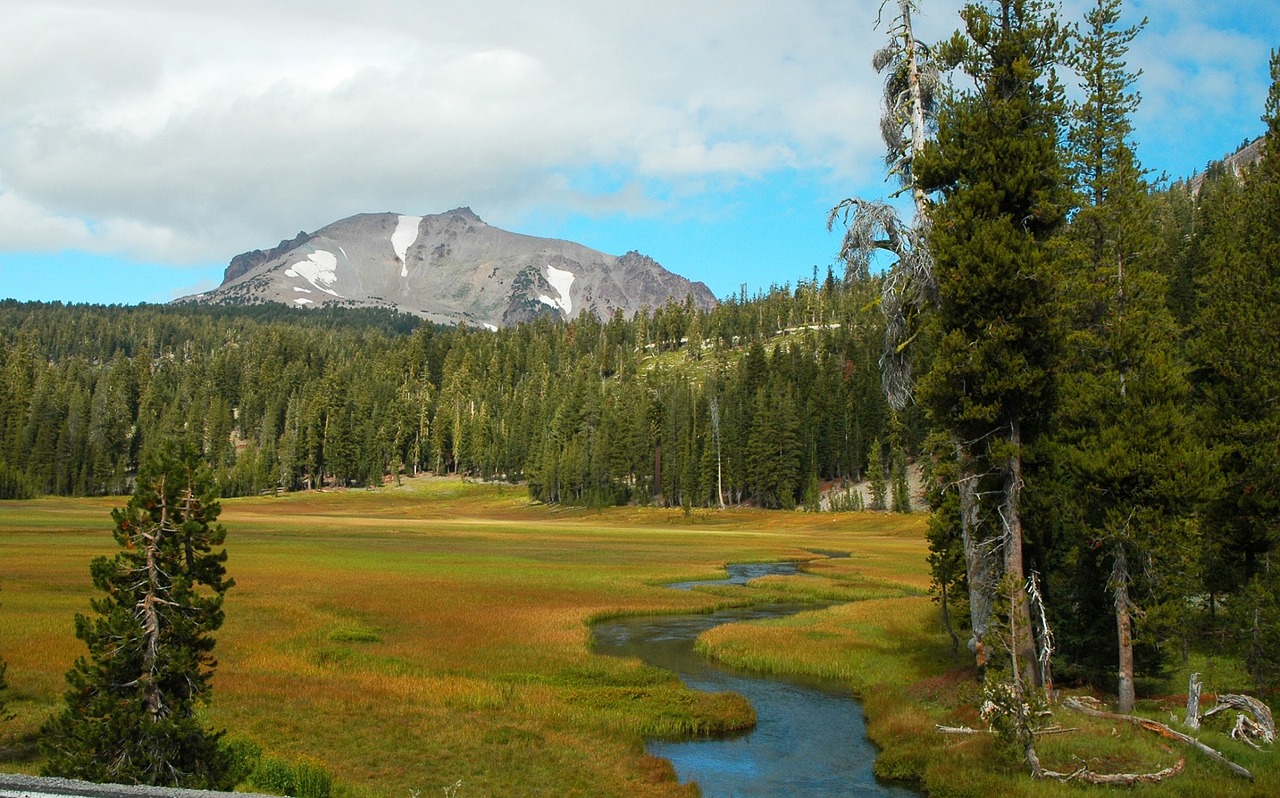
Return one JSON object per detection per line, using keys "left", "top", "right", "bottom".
{"left": 0, "top": 0, "right": 1274, "bottom": 269}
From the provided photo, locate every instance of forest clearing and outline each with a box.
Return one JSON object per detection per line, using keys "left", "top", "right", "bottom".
{"left": 2, "top": 477, "right": 1276, "bottom": 797}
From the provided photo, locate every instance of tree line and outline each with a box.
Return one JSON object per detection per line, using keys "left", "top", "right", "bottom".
{"left": 0, "top": 272, "right": 918, "bottom": 512}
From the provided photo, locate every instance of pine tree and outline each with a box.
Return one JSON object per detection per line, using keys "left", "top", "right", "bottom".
{"left": 891, "top": 444, "right": 912, "bottom": 513}
{"left": 924, "top": 437, "right": 966, "bottom": 656}
{"left": 1191, "top": 50, "right": 1280, "bottom": 683}
{"left": 867, "top": 438, "right": 889, "bottom": 511}
{"left": 41, "top": 444, "right": 234, "bottom": 788}
{"left": 916, "top": 0, "right": 1069, "bottom": 685}
{"left": 1055, "top": 0, "right": 1210, "bottom": 712}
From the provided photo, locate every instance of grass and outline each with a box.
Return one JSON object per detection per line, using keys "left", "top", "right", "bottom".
{"left": 696, "top": 582, "right": 1280, "bottom": 796}
{"left": 2, "top": 478, "right": 1276, "bottom": 797}
{"left": 0, "top": 478, "right": 923, "bottom": 798}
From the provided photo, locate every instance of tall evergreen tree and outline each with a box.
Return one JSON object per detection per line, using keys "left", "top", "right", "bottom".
{"left": 916, "top": 0, "right": 1069, "bottom": 686}
{"left": 1191, "top": 50, "right": 1280, "bottom": 685}
{"left": 41, "top": 444, "right": 234, "bottom": 788}
{"left": 1055, "top": 0, "right": 1210, "bottom": 712}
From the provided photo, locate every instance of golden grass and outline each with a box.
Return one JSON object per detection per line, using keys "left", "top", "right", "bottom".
{"left": 0, "top": 478, "right": 926, "bottom": 797}
{"left": 7, "top": 479, "right": 1270, "bottom": 797}
{"left": 697, "top": 595, "right": 946, "bottom": 687}
{"left": 695, "top": 545, "right": 1280, "bottom": 797}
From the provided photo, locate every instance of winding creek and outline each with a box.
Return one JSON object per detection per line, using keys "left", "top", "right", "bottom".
{"left": 591, "top": 561, "right": 919, "bottom": 797}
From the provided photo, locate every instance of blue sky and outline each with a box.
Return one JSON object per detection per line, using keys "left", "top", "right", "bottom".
{"left": 0, "top": 1, "right": 1275, "bottom": 305}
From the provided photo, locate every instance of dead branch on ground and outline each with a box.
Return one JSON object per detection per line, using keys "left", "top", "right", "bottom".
{"left": 1027, "top": 745, "right": 1186, "bottom": 785}
{"left": 1202, "top": 693, "right": 1276, "bottom": 745}
{"left": 935, "top": 724, "right": 1079, "bottom": 736}
{"left": 1064, "top": 696, "right": 1253, "bottom": 780}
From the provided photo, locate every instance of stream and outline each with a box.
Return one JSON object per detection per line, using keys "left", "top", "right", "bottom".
{"left": 591, "top": 561, "right": 919, "bottom": 797}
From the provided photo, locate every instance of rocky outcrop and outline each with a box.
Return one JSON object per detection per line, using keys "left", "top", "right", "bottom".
{"left": 1187, "top": 136, "right": 1265, "bottom": 195}
{"left": 182, "top": 208, "right": 716, "bottom": 327}
{"left": 221, "top": 230, "right": 313, "bottom": 285}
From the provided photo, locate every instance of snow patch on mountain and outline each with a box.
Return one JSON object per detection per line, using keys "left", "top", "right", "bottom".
{"left": 194, "top": 209, "right": 719, "bottom": 325}
{"left": 539, "top": 264, "right": 574, "bottom": 315}
{"left": 392, "top": 215, "right": 422, "bottom": 277}
{"left": 285, "top": 251, "right": 341, "bottom": 297}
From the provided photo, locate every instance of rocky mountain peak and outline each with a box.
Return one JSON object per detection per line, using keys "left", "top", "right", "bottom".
{"left": 443, "top": 206, "right": 482, "bottom": 222}
{"left": 185, "top": 209, "right": 716, "bottom": 327}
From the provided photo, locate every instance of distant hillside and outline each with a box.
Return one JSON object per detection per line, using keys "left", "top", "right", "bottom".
{"left": 1186, "top": 135, "right": 1265, "bottom": 195}
{"left": 180, "top": 208, "right": 716, "bottom": 328}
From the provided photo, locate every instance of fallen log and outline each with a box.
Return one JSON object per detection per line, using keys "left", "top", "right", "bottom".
{"left": 936, "top": 724, "right": 984, "bottom": 734}
{"left": 1028, "top": 745, "right": 1186, "bottom": 785}
{"left": 935, "top": 724, "right": 1079, "bottom": 736}
{"left": 1203, "top": 694, "right": 1276, "bottom": 744}
{"left": 1063, "top": 696, "right": 1253, "bottom": 780}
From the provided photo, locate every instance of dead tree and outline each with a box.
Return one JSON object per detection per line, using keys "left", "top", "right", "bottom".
{"left": 1203, "top": 693, "right": 1276, "bottom": 747}
{"left": 1184, "top": 672, "right": 1202, "bottom": 730}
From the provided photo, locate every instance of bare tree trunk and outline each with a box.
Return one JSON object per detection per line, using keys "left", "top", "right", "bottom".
{"left": 710, "top": 395, "right": 725, "bottom": 510}
{"left": 899, "top": 0, "right": 930, "bottom": 221}
{"left": 1002, "top": 419, "right": 1039, "bottom": 689}
{"left": 1184, "top": 672, "right": 1202, "bottom": 730}
{"left": 1027, "top": 571, "right": 1054, "bottom": 693}
{"left": 956, "top": 441, "right": 995, "bottom": 665}
{"left": 1113, "top": 545, "right": 1136, "bottom": 713}
{"left": 939, "top": 578, "right": 960, "bottom": 658}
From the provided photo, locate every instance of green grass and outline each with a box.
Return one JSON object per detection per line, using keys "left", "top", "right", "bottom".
{"left": 4, "top": 478, "right": 1273, "bottom": 797}
{"left": 696, "top": 581, "right": 1280, "bottom": 796}
{"left": 0, "top": 477, "right": 922, "bottom": 798}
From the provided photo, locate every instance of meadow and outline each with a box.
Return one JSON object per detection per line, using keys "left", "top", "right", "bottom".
{"left": 1, "top": 478, "right": 1276, "bottom": 797}
{"left": 0, "top": 477, "right": 934, "bottom": 797}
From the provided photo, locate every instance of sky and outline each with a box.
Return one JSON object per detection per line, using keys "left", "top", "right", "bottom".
{"left": 0, "top": 1, "right": 1275, "bottom": 306}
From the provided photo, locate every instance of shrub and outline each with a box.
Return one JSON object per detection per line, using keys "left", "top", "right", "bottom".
{"left": 219, "top": 736, "right": 264, "bottom": 788}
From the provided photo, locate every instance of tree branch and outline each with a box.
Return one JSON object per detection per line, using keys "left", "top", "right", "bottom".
{"left": 1063, "top": 696, "right": 1253, "bottom": 780}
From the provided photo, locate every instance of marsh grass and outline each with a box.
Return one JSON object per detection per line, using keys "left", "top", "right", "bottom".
{"left": 6, "top": 478, "right": 1268, "bottom": 796}
{"left": 0, "top": 478, "right": 914, "bottom": 797}
{"left": 328, "top": 626, "right": 383, "bottom": 644}
{"left": 698, "top": 588, "right": 1280, "bottom": 797}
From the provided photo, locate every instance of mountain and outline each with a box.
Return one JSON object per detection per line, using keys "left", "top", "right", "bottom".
{"left": 181, "top": 208, "right": 717, "bottom": 327}
{"left": 1186, "top": 135, "right": 1265, "bottom": 195}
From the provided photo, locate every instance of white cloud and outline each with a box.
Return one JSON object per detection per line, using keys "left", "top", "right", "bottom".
{"left": 0, "top": 192, "right": 95, "bottom": 250}
{"left": 0, "top": 191, "right": 213, "bottom": 263}
{"left": 0, "top": 0, "right": 1275, "bottom": 269}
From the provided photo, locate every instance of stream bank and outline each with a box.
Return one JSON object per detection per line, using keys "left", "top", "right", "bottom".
{"left": 591, "top": 561, "right": 919, "bottom": 797}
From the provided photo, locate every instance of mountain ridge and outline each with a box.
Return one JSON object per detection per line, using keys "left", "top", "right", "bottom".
{"left": 182, "top": 207, "right": 716, "bottom": 327}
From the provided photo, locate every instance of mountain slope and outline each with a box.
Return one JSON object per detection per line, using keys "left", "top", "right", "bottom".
{"left": 182, "top": 208, "right": 716, "bottom": 327}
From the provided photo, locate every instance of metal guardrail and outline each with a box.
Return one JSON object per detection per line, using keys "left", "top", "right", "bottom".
{"left": 0, "top": 773, "right": 279, "bottom": 798}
